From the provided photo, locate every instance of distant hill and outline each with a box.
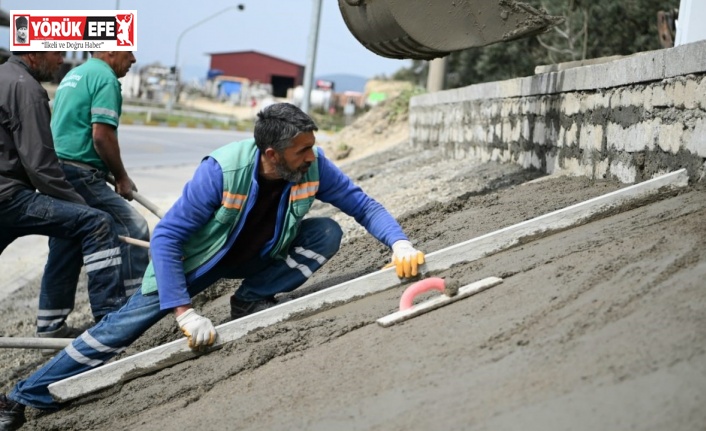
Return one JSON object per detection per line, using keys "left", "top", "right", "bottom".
{"left": 315, "top": 73, "right": 368, "bottom": 93}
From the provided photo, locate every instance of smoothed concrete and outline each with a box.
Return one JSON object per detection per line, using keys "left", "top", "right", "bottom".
{"left": 48, "top": 169, "right": 689, "bottom": 403}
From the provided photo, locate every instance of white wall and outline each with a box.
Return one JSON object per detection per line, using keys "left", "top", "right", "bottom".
{"left": 675, "top": 0, "right": 706, "bottom": 46}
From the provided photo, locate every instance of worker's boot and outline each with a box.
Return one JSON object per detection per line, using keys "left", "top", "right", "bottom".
{"left": 0, "top": 394, "right": 25, "bottom": 431}
{"left": 229, "top": 296, "right": 277, "bottom": 321}
{"left": 36, "top": 323, "right": 74, "bottom": 356}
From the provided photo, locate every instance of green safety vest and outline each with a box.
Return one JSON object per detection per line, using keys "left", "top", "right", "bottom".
{"left": 141, "top": 138, "right": 320, "bottom": 295}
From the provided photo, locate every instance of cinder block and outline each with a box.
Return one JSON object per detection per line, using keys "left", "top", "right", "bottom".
{"left": 486, "top": 125, "right": 495, "bottom": 143}
{"left": 579, "top": 124, "right": 604, "bottom": 151}
{"left": 683, "top": 79, "right": 699, "bottom": 110}
{"left": 453, "top": 143, "right": 468, "bottom": 160}
{"left": 566, "top": 123, "right": 578, "bottom": 147}
{"left": 594, "top": 159, "right": 610, "bottom": 179}
{"left": 548, "top": 123, "right": 559, "bottom": 145}
{"left": 579, "top": 93, "right": 596, "bottom": 112}
{"left": 698, "top": 78, "right": 706, "bottom": 110}
{"left": 469, "top": 125, "right": 481, "bottom": 142}
{"left": 685, "top": 118, "right": 706, "bottom": 157}
{"left": 449, "top": 126, "right": 459, "bottom": 143}
{"left": 606, "top": 89, "right": 618, "bottom": 108}
{"left": 629, "top": 88, "right": 646, "bottom": 107}
{"left": 545, "top": 153, "right": 560, "bottom": 174}
{"left": 526, "top": 99, "right": 541, "bottom": 115}
{"left": 518, "top": 151, "right": 541, "bottom": 169}
{"left": 607, "top": 122, "right": 655, "bottom": 152}
{"left": 538, "top": 97, "right": 548, "bottom": 116}
{"left": 651, "top": 84, "right": 671, "bottom": 108}
{"left": 618, "top": 88, "right": 644, "bottom": 108}
{"left": 489, "top": 101, "right": 500, "bottom": 118}
{"left": 641, "top": 87, "right": 653, "bottom": 111}
{"left": 657, "top": 121, "right": 684, "bottom": 153}
{"left": 501, "top": 120, "right": 512, "bottom": 141}
{"left": 606, "top": 122, "right": 625, "bottom": 151}
{"left": 558, "top": 125, "right": 566, "bottom": 148}
{"left": 561, "top": 157, "right": 581, "bottom": 174}
{"left": 596, "top": 92, "right": 611, "bottom": 109}
{"left": 671, "top": 80, "right": 688, "bottom": 109}
{"left": 619, "top": 89, "right": 633, "bottom": 108}
{"left": 521, "top": 118, "right": 531, "bottom": 141}
{"left": 533, "top": 121, "right": 546, "bottom": 145}
{"left": 500, "top": 100, "right": 511, "bottom": 117}
{"left": 531, "top": 151, "right": 542, "bottom": 169}
{"left": 562, "top": 93, "right": 581, "bottom": 116}
{"left": 610, "top": 160, "right": 637, "bottom": 183}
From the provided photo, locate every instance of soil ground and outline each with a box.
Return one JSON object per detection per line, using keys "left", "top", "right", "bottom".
{"left": 0, "top": 96, "right": 704, "bottom": 430}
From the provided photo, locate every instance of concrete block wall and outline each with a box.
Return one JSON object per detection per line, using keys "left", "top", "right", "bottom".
{"left": 410, "top": 40, "right": 706, "bottom": 183}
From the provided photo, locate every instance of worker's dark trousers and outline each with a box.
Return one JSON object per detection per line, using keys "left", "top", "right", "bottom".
{"left": 0, "top": 188, "right": 126, "bottom": 329}
{"left": 8, "top": 217, "right": 343, "bottom": 410}
{"left": 229, "top": 217, "right": 343, "bottom": 302}
{"left": 41, "top": 164, "right": 148, "bottom": 333}
{"left": 9, "top": 285, "right": 168, "bottom": 410}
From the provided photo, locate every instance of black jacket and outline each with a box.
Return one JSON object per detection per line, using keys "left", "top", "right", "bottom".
{"left": 0, "top": 56, "right": 84, "bottom": 204}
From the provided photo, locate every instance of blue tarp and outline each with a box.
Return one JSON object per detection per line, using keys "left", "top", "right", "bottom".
{"left": 219, "top": 81, "right": 242, "bottom": 97}
{"left": 207, "top": 69, "right": 224, "bottom": 79}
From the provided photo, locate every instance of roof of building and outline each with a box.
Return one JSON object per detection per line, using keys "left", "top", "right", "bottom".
{"left": 206, "top": 50, "right": 303, "bottom": 68}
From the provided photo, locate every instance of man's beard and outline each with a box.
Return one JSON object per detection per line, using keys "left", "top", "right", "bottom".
{"left": 274, "top": 159, "right": 310, "bottom": 183}
{"left": 32, "top": 56, "right": 57, "bottom": 82}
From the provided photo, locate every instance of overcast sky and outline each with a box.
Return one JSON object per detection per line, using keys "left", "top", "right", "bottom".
{"left": 0, "top": 0, "right": 413, "bottom": 82}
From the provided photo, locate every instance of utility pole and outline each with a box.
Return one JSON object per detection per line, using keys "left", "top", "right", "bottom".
{"left": 170, "top": 4, "right": 245, "bottom": 111}
{"left": 301, "top": 0, "right": 323, "bottom": 114}
{"left": 426, "top": 57, "right": 447, "bottom": 93}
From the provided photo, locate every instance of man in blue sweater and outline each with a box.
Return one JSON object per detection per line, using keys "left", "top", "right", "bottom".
{"left": 0, "top": 103, "right": 424, "bottom": 427}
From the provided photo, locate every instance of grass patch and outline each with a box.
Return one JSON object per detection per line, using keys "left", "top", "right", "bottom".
{"left": 120, "top": 111, "right": 249, "bottom": 131}
{"left": 386, "top": 86, "right": 426, "bottom": 124}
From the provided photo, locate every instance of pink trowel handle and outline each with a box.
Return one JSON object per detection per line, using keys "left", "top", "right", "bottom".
{"left": 399, "top": 277, "right": 446, "bottom": 311}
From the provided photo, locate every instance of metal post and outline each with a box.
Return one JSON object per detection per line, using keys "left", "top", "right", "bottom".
{"left": 301, "top": 0, "right": 323, "bottom": 114}
{"left": 171, "top": 4, "right": 245, "bottom": 109}
{"left": 426, "top": 57, "right": 447, "bottom": 93}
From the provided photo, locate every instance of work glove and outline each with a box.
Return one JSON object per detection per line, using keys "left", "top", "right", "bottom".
{"left": 391, "top": 240, "right": 425, "bottom": 278}
{"left": 176, "top": 309, "right": 217, "bottom": 351}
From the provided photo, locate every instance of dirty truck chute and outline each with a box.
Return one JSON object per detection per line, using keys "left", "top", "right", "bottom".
{"left": 338, "top": 0, "right": 563, "bottom": 60}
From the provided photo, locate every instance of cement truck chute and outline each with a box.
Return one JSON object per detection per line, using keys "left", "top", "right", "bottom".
{"left": 339, "top": 0, "right": 564, "bottom": 60}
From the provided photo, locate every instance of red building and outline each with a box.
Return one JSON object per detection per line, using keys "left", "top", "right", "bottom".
{"left": 208, "top": 50, "right": 304, "bottom": 98}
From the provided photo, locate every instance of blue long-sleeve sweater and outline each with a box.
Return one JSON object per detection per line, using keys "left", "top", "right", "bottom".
{"left": 150, "top": 147, "right": 407, "bottom": 309}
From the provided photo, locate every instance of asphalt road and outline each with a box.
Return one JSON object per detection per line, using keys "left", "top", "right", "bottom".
{"left": 119, "top": 125, "right": 252, "bottom": 169}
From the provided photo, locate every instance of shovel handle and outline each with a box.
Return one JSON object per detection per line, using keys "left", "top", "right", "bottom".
{"left": 0, "top": 337, "right": 73, "bottom": 350}
{"left": 118, "top": 235, "right": 150, "bottom": 249}
{"left": 106, "top": 174, "right": 166, "bottom": 219}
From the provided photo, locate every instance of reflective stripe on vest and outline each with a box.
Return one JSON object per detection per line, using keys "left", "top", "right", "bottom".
{"left": 222, "top": 191, "right": 247, "bottom": 209}
{"left": 291, "top": 181, "right": 318, "bottom": 201}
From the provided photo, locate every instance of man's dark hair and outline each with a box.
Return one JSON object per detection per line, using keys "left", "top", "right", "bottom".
{"left": 253, "top": 103, "right": 318, "bottom": 153}
{"left": 10, "top": 51, "right": 39, "bottom": 56}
